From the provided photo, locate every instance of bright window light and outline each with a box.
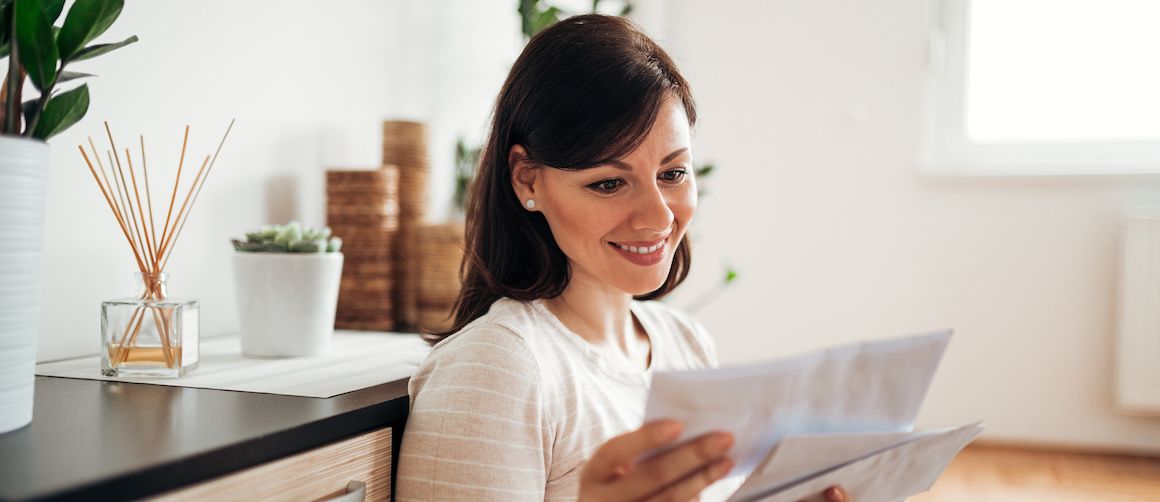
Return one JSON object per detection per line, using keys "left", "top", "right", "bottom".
{"left": 965, "top": 0, "right": 1160, "bottom": 143}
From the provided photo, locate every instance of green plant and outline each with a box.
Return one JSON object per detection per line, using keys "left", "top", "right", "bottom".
{"left": 518, "top": 0, "right": 631, "bottom": 39}
{"left": 1, "top": 0, "right": 138, "bottom": 141}
{"left": 232, "top": 222, "right": 343, "bottom": 254}
{"left": 452, "top": 136, "right": 481, "bottom": 214}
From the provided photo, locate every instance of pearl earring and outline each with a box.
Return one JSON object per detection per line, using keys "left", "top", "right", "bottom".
{"left": 525, "top": 199, "right": 536, "bottom": 210}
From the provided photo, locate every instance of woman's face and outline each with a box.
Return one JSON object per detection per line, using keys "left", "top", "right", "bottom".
{"left": 513, "top": 96, "right": 697, "bottom": 296}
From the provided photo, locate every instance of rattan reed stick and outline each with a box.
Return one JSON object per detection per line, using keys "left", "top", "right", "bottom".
{"left": 78, "top": 146, "right": 147, "bottom": 273}
{"left": 140, "top": 136, "right": 158, "bottom": 270}
{"left": 123, "top": 149, "right": 157, "bottom": 269}
{"left": 158, "top": 126, "right": 189, "bottom": 262}
{"left": 155, "top": 155, "right": 209, "bottom": 265}
{"left": 158, "top": 119, "right": 234, "bottom": 270}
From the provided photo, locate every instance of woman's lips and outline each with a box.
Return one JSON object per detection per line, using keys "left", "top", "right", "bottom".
{"left": 608, "top": 237, "right": 668, "bottom": 266}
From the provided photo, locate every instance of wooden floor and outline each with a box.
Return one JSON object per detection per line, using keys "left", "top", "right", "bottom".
{"left": 911, "top": 443, "right": 1160, "bottom": 501}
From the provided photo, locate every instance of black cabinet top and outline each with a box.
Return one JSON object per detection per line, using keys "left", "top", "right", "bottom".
{"left": 0, "top": 376, "right": 410, "bottom": 502}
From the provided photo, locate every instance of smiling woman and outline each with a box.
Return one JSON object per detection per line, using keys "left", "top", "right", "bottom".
{"left": 394, "top": 13, "right": 842, "bottom": 502}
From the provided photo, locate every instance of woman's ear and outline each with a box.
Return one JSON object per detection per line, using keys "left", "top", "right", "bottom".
{"left": 509, "top": 144, "right": 541, "bottom": 208}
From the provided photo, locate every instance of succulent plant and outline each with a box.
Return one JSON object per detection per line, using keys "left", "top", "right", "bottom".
{"left": 232, "top": 221, "right": 342, "bottom": 253}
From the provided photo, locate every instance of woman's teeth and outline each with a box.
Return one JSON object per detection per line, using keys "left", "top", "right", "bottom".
{"left": 614, "top": 241, "right": 663, "bottom": 254}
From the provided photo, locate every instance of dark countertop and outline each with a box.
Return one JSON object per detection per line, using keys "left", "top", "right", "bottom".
{"left": 0, "top": 375, "right": 411, "bottom": 502}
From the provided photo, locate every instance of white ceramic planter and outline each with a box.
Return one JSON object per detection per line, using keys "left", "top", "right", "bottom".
{"left": 0, "top": 136, "right": 49, "bottom": 435}
{"left": 232, "top": 252, "right": 344, "bottom": 357}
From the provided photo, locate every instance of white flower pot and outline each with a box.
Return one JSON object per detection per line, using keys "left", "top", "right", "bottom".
{"left": 232, "top": 252, "right": 344, "bottom": 357}
{"left": 0, "top": 136, "right": 49, "bottom": 435}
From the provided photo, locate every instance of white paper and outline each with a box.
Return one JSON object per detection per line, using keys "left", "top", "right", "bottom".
{"left": 641, "top": 330, "right": 952, "bottom": 495}
{"left": 736, "top": 430, "right": 919, "bottom": 500}
{"left": 733, "top": 422, "right": 984, "bottom": 502}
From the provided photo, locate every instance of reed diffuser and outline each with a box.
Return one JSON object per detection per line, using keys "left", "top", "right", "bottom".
{"left": 79, "top": 121, "right": 234, "bottom": 377}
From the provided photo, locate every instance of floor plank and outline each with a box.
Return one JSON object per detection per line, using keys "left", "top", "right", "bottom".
{"left": 911, "top": 443, "right": 1160, "bottom": 501}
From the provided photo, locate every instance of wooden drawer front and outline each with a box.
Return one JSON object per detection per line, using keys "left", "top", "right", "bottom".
{"left": 154, "top": 427, "right": 392, "bottom": 501}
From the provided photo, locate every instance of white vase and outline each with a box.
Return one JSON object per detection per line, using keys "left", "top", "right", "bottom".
{"left": 0, "top": 136, "right": 49, "bottom": 435}
{"left": 232, "top": 252, "right": 344, "bottom": 357}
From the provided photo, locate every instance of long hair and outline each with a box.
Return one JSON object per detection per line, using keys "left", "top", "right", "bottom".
{"left": 430, "top": 14, "right": 697, "bottom": 343}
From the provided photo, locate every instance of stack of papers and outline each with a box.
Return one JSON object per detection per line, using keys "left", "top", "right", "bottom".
{"left": 642, "top": 330, "right": 982, "bottom": 502}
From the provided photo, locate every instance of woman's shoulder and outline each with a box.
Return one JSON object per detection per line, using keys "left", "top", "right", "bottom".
{"left": 409, "top": 299, "right": 550, "bottom": 402}
{"left": 633, "top": 299, "right": 719, "bottom": 368}
{"left": 426, "top": 297, "right": 542, "bottom": 361}
{"left": 430, "top": 297, "right": 543, "bottom": 350}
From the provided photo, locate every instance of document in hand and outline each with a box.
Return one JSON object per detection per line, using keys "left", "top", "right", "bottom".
{"left": 641, "top": 330, "right": 983, "bottom": 502}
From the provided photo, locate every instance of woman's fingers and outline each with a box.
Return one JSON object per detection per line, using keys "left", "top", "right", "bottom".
{"left": 624, "top": 431, "right": 735, "bottom": 498}
{"left": 642, "top": 457, "right": 734, "bottom": 502}
{"left": 583, "top": 420, "right": 683, "bottom": 482}
{"left": 823, "top": 485, "right": 849, "bottom": 502}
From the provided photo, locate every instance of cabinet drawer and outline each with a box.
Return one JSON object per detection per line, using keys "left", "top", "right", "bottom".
{"left": 154, "top": 427, "right": 392, "bottom": 501}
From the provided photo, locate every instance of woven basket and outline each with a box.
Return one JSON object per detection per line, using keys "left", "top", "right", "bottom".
{"left": 383, "top": 120, "right": 431, "bottom": 331}
{"left": 413, "top": 222, "right": 465, "bottom": 334}
{"left": 327, "top": 167, "right": 399, "bottom": 331}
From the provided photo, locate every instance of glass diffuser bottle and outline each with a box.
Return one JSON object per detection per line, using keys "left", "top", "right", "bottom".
{"left": 101, "top": 272, "right": 199, "bottom": 377}
{"left": 80, "top": 120, "right": 232, "bottom": 380}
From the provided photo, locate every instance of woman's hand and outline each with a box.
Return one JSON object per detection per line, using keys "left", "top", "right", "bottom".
{"left": 579, "top": 420, "right": 734, "bottom": 501}
{"left": 815, "top": 486, "right": 851, "bottom": 502}
{"left": 578, "top": 420, "right": 855, "bottom": 502}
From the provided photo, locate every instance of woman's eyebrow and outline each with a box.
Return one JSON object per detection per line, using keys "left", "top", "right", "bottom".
{"left": 608, "top": 148, "right": 689, "bottom": 170}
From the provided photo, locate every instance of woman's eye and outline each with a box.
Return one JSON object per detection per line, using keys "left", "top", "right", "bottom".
{"left": 589, "top": 179, "right": 624, "bottom": 194}
{"left": 659, "top": 168, "right": 688, "bottom": 182}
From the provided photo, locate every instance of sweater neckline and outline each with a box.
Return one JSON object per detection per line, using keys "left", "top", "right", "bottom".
{"left": 531, "top": 299, "right": 660, "bottom": 386}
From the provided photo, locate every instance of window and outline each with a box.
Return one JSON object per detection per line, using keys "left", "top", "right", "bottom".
{"left": 921, "top": 0, "right": 1160, "bottom": 175}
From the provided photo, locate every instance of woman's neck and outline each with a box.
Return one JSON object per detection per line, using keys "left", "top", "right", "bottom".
{"left": 544, "top": 273, "right": 651, "bottom": 368}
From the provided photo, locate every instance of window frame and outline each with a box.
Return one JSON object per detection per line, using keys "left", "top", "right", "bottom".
{"left": 920, "top": 0, "right": 1160, "bottom": 176}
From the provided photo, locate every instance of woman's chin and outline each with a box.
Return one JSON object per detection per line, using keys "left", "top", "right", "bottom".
{"left": 617, "top": 275, "right": 670, "bottom": 297}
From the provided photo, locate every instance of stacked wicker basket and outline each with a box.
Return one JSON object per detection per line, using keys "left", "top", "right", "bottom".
{"left": 414, "top": 222, "right": 465, "bottom": 334}
{"left": 382, "top": 121, "right": 430, "bottom": 331}
{"left": 326, "top": 120, "right": 467, "bottom": 334}
{"left": 326, "top": 168, "right": 399, "bottom": 331}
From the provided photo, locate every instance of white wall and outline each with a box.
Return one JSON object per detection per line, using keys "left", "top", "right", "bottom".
{"left": 659, "top": 0, "right": 1160, "bottom": 453}
{"left": 39, "top": 0, "right": 400, "bottom": 360}
{"left": 34, "top": 0, "right": 1160, "bottom": 453}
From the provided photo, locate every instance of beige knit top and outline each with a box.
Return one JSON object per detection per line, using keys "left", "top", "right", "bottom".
{"left": 395, "top": 297, "right": 718, "bottom": 501}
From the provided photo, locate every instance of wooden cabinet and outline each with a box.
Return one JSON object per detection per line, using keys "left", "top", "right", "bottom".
{"left": 154, "top": 427, "right": 393, "bottom": 501}
{"left": 0, "top": 377, "right": 410, "bottom": 501}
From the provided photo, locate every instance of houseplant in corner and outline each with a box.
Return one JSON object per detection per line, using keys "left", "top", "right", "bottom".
{"left": 0, "top": 0, "right": 137, "bottom": 434}
{"left": 232, "top": 222, "right": 344, "bottom": 358}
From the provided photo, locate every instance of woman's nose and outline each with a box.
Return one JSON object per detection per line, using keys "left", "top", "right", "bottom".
{"left": 632, "top": 184, "right": 674, "bottom": 233}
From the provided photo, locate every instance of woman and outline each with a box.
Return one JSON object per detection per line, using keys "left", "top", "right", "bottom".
{"left": 396, "top": 14, "right": 848, "bottom": 502}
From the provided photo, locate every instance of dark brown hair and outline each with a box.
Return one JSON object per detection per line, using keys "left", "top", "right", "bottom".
{"left": 429, "top": 14, "right": 697, "bottom": 343}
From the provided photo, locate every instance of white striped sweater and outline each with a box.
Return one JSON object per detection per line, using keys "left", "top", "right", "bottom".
{"left": 395, "top": 297, "right": 718, "bottom": 501}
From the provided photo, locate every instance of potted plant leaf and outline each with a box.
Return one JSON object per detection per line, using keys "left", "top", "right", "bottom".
{"left": 231, "top": 222, "right": 345, "bottom": 358}
{"left": 0, "top": 0, "right": 137, "bottom": 435}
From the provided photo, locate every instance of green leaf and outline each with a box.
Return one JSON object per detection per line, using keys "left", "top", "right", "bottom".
{"left": 695, "top": 163, "right": 714, "bottom": 177}
{"left": 532, "top": 6, "right": 562, "bottom": 36}
{"left": 56, "top": 0, "right": 123, "bottom": 61}
{"left": 31, "top": 82, "right": 88, "bottom": 140}
{"left": 0, "top": 41, "right": 9, "bottom": 59}
{"left": 724, "top": 268, "right": 738, "bottom": 285}
{"left": 518, "top": 0, "right": 538, "bottom": 38}
{"left": 0, "top": 1, "right": 11, "bottom": 46}
{"left": 20, "top": 97, "right": 35, "bottom": 127}
{"left": 69, "top": 34, "right": 136, "bottom": 62}
{"left": 57, "top": 69, "right": 93, "bottom": 83}
{"left": 14, "top": 0, "right": 59, "bottom": 92}
{"left": 42, "top": 0, "right": 63, "bottom": 23}
{"left": 620, "top": 3, "right": 633, "bottom": 16}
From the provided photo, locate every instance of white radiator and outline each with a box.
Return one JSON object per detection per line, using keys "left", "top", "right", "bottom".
{"left": 1117, "top": 213, "right": 1160, "bottom": 414}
